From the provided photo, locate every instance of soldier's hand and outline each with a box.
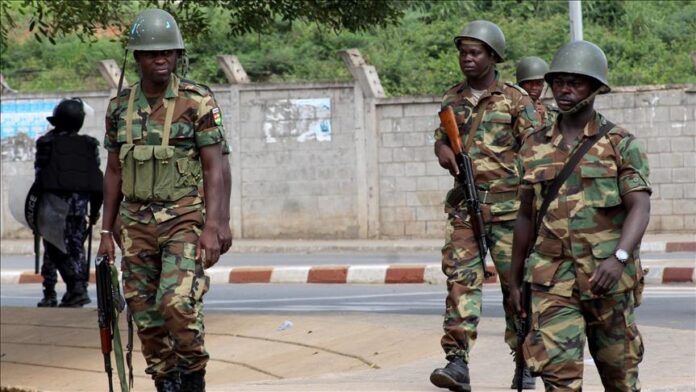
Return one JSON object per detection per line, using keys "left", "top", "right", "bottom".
{"left": 197, "top": 226, "right": 221, "bottom": 269}
{"left": 218, "top": 224, "right": 233, "bottom": 255}
{"left": 589, "top": 256, "right": 624, "bottom": 295}
{"left": 435, "top": 142, "right": 459, "bottom": 177}
{"left": 508, "top": 285, "right": 526, "bottom": 318}
{"left": 97, "top": 233, "right": 116, "bottom": 265}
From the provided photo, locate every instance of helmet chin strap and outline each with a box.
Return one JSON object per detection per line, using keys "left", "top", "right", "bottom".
{"left": 176, "top": 50, "right": 189, "bottom": 78}
{"left": 558, "top": 85, "right": 609, "bottom": 115}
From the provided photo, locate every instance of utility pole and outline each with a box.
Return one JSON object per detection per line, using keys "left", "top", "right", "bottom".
{"left": 569, "top": 0, "right": 583, "bottom": 41}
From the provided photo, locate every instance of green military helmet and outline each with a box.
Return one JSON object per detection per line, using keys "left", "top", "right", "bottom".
{"left": 126, "top": 9, "right": 185, "bottom": 51}
{"left": 516, "top": 56, "right": 549, "bottom": 83}
{"left": 453, "top": 20, "right": 506, "bottom": 62}
{"left": 545, "top": 40, "right": 610, "bottom": 93}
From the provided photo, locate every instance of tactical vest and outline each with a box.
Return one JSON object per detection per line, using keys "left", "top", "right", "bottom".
{"left": 38, "top": 134, "right": 103, "bottom": 193}
{"left": 119, "top": 85, "right": 201, "bottom": 202}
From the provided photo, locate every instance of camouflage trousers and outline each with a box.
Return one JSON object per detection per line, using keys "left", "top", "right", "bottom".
{"left": 440, "top": 215, "right": 517, "bottom": 362}
{"left": 120, "top": 207, "right": 210, "bottom": 379}
{"left": 523, "top": 289, "right": 643, "bottom": 391}
{"left": 41, "top": 192, "right": 89, "bottom": 292}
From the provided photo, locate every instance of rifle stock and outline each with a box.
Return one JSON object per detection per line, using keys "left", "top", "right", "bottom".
{"left": 438, "top": 106, "right": 492, "bottom": 278}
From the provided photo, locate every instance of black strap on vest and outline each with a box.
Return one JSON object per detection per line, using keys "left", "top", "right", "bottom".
{"left": 532, "top": 120, "right": 616, "bottom": 241}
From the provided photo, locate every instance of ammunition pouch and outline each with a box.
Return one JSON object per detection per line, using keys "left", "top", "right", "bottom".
{"left": 119, "top": 144, "right": 200, "bottom": 202}
{"left": 119, "top": 83, "right": 201, "bottom": 203}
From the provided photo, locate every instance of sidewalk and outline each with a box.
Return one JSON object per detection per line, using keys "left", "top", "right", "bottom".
{"left": 2, "top": 235, "right": 695, "bottom": 285}
{"left": 0, "top": 307, "right": 694, "bottom": 392}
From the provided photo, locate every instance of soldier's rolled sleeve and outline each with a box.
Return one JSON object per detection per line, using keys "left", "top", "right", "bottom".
{"left": 103, "top": 105, "right": 119, "bottom": 152}
{"left": 434, "top": 126, "right": 448, "bottom": 142}
{"left": 617, "top": 136, "right": 651, "bottom": 195}
{"left": 513, "top": 95, "right": 540, "bottom": 141}
{"left": 194, "top": 95, "right": 225, "bottom": 148}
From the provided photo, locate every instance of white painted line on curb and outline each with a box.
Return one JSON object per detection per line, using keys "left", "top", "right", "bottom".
{"left": 347, "top": 265, "right": 388, "bottom": 284}
{"left": 206, "top": 267, "right": 232, "bottom": 284}
{"left": 640, "top": 242, "right": 666, "bottom": 252}
{"left": 1, "top": 271, "right": 21, "bottom": 284}
{"left": 424, "top": 264, "right": 446, "bottom": 285}
{"left": 270, "top": 266, "right": 310, "bottom": 283}
{"left": 644, "top": 266, "right": 664, "bottom": 285}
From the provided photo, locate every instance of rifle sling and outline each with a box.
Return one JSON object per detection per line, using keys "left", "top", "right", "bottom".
{"left": 110, "top": 264, "right": 130, "bottom": 392}
{"left": 463, "top": 97, "right": 490, "bottom": 153}
{"left": 532, "top": 120, "right": 615, "bottom": 244}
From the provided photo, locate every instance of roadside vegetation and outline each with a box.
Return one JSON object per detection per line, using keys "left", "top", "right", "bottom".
{"left": 1, "top": 0, "right": 694, "bottom": 95}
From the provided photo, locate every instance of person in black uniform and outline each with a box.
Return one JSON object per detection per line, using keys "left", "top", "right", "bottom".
{"left": 35, "top": 98, "right": 103, "bottom": 307}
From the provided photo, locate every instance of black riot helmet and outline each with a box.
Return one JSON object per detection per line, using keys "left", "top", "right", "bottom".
{"left": 47, "top": 98, "right": 85, "bottom": 132}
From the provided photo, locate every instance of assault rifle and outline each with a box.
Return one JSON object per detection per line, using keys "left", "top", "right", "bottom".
{"left": 438, "top": 106, "right": 492, "bottom": 279}
{"left": 515, "top": 281, "right": 531, "bottom": 391}
{"left": 96, "top": 255, "right": 131, "bottom": 392}
{"left": 96, "top": 255, "right": 115, "bottom": 392}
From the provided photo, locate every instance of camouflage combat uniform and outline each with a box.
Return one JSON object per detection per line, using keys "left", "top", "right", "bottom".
{"left": 518, "top": 112, "right": 650, "bottom": 391}
{"left": 434, "top": 73, "right": 538, "bottom": 362}
{"left": 104, "top": 74, "right": 225, "bottom": 379}
{"left": 534, "top": 100, "right": 557, "bottom": 129}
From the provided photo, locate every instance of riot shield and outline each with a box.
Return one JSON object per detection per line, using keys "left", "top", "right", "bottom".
{"left": 8, "top": 175, "right": 34, "bottom": 229}
{"left": 37, "top": 192, "right": 69, "bottom": 253}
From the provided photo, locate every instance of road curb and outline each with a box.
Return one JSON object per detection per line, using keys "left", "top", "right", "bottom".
{"left": 2, "top": 264, "right": 694, "bottom": 285}
{"left": 1, "top": 239, "right": 694, "bottom": 256}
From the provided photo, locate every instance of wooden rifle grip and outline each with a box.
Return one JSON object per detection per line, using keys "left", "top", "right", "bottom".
{"left": 100, "top": 328, "right": 112, "bottom": 353}
{"left": 438, "top": 106, "right": 463, "bottom": 154}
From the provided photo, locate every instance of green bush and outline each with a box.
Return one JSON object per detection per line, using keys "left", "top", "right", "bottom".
{"left": 1, "top": 1, "right": 694, "bottom": 95}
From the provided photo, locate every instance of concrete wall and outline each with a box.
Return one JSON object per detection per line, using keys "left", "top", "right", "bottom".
{"left": 2, "top": 80, "right": 694, "bottom": 239}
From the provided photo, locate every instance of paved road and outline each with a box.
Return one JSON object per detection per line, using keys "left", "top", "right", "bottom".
{"left": 2, "top": 283, "right": 694, "bottom": 330}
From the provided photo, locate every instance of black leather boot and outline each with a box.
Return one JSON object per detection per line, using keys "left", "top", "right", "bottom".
{"left": 180, "top": 369, "right": 206, "bottom": 392}
{"left": 430, "top": 357, "right": 471, "bottom": 392}
{"left": 59, "top": 282, "right": 91, "bottom": 307}
{"left": 37, "top": 288, "right": 58, "bottom": 307}
{"left": 155, "top": 375, "right": 181, "bottom": 392}
{"left": 59, "top": 290, "right": 91, "bottom": 307}
{"left": 510, "top": 367, "right": 536, "bottom": 390}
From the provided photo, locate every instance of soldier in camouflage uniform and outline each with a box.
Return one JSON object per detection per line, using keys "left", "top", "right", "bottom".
{"left": 509, "top": 40, "right": 650, "bottom": 391}
{"left": 430, "top": 20, "right": 539, "bottom": 392}
{"left": 516, "top": 56, "right": 557, "bottom": 127}
{"left": 35, "top": 98, "right": 103, "bottom": 307}
{"left": 97, "top": 9, "right": 228, "bottom": 392}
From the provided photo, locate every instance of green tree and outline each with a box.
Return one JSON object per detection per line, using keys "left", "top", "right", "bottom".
{"left": 0, "top": 0, "right": 406, "bottom": 53}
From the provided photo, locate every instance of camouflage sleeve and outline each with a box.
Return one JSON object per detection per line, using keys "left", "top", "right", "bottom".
{"left": 433, "top": 96, "right": 451, "bottom": 143}
{"left": 616, "top": 135, "right": 652, "bottom": 196}
{"left": 103, "top": 99, "right": 119, "bottom": 152}
{"left": 517, "top": 140, "right": 534, "bottom": 191}
{"left": 221, "top": 138, "right": 231, "bottom": 155}
{"left": 512, "top": 94, "right": 540, "bottom": 141}
{"left": 194, "top": 94, "right": 225, "bottom": 148}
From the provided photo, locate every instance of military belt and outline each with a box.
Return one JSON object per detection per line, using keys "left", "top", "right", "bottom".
{"left": 476, "top": 190, "right": 517, "bottom": 204}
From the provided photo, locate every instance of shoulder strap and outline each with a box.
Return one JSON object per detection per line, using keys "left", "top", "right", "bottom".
{"left": 464, "top": 97, "right": 490, "bottom": 152}
{"left": 533, "top": 120, "right": 615, "bottom": 239}
{"left": 125, "top": 85, "right": 138, "bottom": 145}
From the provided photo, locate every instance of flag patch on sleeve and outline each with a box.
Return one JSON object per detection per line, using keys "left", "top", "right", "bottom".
{"left": 212, "top": 107, "right": 222, "bottom": 126}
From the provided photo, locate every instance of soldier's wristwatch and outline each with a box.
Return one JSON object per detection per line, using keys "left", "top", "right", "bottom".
{"left": 614, "top": 249, "right": 629, "bottom": 265}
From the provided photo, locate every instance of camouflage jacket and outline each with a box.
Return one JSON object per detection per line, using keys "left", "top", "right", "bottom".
{"left": 519, "top": 112, "right": 651, "bottom": 299}
{"left": 434, "top": 74, "right": 539, "bottom": 222}
{"left": 104, "top": 74, "right": 225, "bottom": 223}
{"left": 535, "top": 99, "right": 558, "bottom": 129}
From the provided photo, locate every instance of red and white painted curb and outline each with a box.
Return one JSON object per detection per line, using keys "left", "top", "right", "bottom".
{"left": 2, "top": 263, "right": 694, "bottom": 285}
